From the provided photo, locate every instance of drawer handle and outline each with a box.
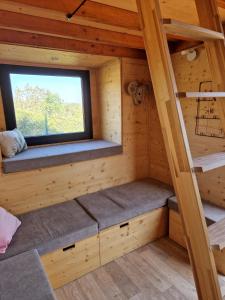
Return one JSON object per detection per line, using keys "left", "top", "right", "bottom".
{"left": 63, "top": 244, "right": 75, "bottom": 252}
{"left": 120, "top": 222, "right": 129, "bottom": 228}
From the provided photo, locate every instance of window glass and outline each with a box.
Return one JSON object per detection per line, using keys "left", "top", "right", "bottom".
{"left": 10, "top": 74, "right": 85, "bottom": 137}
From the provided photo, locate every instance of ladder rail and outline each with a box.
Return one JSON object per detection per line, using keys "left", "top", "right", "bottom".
{"left": 136, "top": 0, "right": 222, "bottom": 299}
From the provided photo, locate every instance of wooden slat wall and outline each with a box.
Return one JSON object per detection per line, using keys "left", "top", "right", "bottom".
{"left": 121, "top": 58, "right": 152, "bottom": 179}
{"left": 97, "top": 59, "right": 122, "bottom": 144}
{"left": 0, "top": 57, "right": 152, "bottom": 214}
{"left": 172, "top": 46, "right": 225, "bottom": 208}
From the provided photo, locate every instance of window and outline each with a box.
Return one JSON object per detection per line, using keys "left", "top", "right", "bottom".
{"left": 0, "top": 65, "right": 93, "bottom": 146}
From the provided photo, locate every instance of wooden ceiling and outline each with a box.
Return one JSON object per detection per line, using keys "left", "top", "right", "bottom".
{"left": 0, "top": 0, "right": 225, "bottom": 59}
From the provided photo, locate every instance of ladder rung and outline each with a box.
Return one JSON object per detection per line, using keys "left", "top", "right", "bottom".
{"left": 163, "top": 18, "right": 224, "bottom": 41}
{"left": 209, "top": 218, "right": 225, "bottom": 251}
{"left": 177, "top": 92, "right": 225, "bottom": 98}
{"left": 193, "top": 152, "right": 225, "bottom": 173}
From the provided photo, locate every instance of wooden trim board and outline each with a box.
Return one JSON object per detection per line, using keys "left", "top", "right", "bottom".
{"left": 163, "top": 18, "right": 224, "bottom": 41}
{"left": 177, "top": 91, "right": 225, "bottom": 98}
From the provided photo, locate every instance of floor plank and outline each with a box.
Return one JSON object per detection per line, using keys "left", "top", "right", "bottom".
{"left": 55, "top": 238, "right": 225, "bottom": 300}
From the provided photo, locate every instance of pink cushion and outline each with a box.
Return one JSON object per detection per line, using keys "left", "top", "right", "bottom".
{"left": 0, "top": 207, "right": 21, "bottom": 254}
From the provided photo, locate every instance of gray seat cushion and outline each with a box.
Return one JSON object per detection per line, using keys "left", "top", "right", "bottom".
{"left": 0, "top": 249, "right": 56, "bottom": 300}
{"left": 77, "top": 178, "right": 173, "bottom": 230}
{"left": 168, "top": 196, "right": 225, "bottom": 226}
{"left": 0, "top": 200, "right": 98, "bottom": 261}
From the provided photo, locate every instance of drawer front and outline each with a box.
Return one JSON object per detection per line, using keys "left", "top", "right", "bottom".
{"left": 41, "top": 235, "right": 100, "bottom": 289}
{"left": 100, "top": 207, "right": 168, "bottom": 265}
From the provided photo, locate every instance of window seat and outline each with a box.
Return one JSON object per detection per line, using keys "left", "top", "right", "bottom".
{"left": 2, "top": 140, "right": 122, "bottom": 173}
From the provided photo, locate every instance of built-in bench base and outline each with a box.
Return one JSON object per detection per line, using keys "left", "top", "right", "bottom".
{"left": 41, "top": 235, "right": 100, "bottom": 289}
{"left": 169, "top": 209, "right": 225, "bottom": 275}
{"left": 1, "top": 178, "right": 172, "bottom": 291}
{"left": 41, "top": 207, "right": 168, "bottom": 288}
{"left": 100, "top": 207, "right": 168, "bottom": 265}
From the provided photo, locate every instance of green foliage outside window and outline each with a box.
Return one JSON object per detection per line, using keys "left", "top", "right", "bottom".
{"left": 13, "top": 84, "right": 84, "bottom": 137}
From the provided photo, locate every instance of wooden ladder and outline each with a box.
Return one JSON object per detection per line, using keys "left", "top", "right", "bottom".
{"left": 136, "top": 0, "right": 225, "bottom": 299}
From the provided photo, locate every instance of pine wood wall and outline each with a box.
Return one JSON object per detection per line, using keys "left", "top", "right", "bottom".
{"left": 1, "top": 47, "right": 223, "bottom": 213}
{"left": 0, "top": 57, "right": 153, "bottom": 214}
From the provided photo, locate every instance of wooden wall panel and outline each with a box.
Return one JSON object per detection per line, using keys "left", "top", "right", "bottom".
{"left": 0, "top": 57, "right": 152, "bottom": 214}
{"left": 121, "top": 58, "right": 152, "bottom": 180}
{"left": 97, "top": 59, "right": 122, "bottom": 144}
{"left": 172, "top": 47, "right": 225, "bottom": 208}
{"left": 90, "top": 69, "right": 101, "bottom": 139}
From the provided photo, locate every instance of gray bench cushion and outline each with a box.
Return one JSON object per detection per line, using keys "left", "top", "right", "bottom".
{"left": 3, "top": 140, "right": 122, "bottom": 173}
{"left": 0, "top": 250, "right": 56, "bottom": 300}
{"left": 77, "top": 178, "right": 173, "bottom": 230}
{"left": 0, "top": 200, "right": 98, "bottom": 261}
{"left": 168, "top": 196, "right": 225, "bottom": 226}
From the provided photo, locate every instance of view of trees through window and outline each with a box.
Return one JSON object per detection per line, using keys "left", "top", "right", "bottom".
{"left": 10, "top": 74, "right": 85, "bottom": 137}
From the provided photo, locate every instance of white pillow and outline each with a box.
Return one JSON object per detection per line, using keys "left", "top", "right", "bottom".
{"left": 0, "top": 129, "right": 27, "bottom": 158}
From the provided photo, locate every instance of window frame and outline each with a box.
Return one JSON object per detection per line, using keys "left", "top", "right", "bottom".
{"left": 0, "top": 64, "right": 93, "bottom": 146}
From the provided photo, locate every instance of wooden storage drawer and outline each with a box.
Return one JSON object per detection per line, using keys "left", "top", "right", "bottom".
{"left": 41, "top": 235, "right": 100, "bottom": 289}
{"left": 100, "top": 207, "right": 168, "bottom": 265}
{"left": 169, "top": 209, "right": 225, "bottom": 275}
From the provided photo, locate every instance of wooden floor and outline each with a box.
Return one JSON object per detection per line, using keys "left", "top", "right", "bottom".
{"left": 55, "top": 238, "right": 225, "bottom": 300}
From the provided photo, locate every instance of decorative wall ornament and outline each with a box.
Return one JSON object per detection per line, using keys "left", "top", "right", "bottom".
{"left": 127, "top": 81, "right": 149, "bottom": 105}
{"left": 195, "top": 80, "right": 225, "bottom": 138}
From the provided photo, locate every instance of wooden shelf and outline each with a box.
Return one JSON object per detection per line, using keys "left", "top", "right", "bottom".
{"left": 209, "top": 218, "right": 225, "bottom": 250}
{"left": 193, "top": 152, "right": 225, "bottom": 173}
{"left": 177, "top": 92, "right": 225, "bottom": 98}
{"left": 163, "top": 19, "right": 224, "bottom": 41}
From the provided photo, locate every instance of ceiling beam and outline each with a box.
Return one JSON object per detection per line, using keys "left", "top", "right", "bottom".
{"left": 0, "top": 28, "right": 146, "bottom": 59}
{"left": 0, "top": 10, "right": 144, "bottom": 49}
{"left": 0, "top": 0, "right": 142, "bottom": 37}
{"left": 5, "top": 0, "right": 141, "bottom": 30}
{"left": 92, "top": 0, "right": 225, "bottom": 11}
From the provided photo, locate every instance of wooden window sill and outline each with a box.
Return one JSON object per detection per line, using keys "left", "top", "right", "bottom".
{"left": 2, "top": 140, "right": 123, "bottom": 174}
